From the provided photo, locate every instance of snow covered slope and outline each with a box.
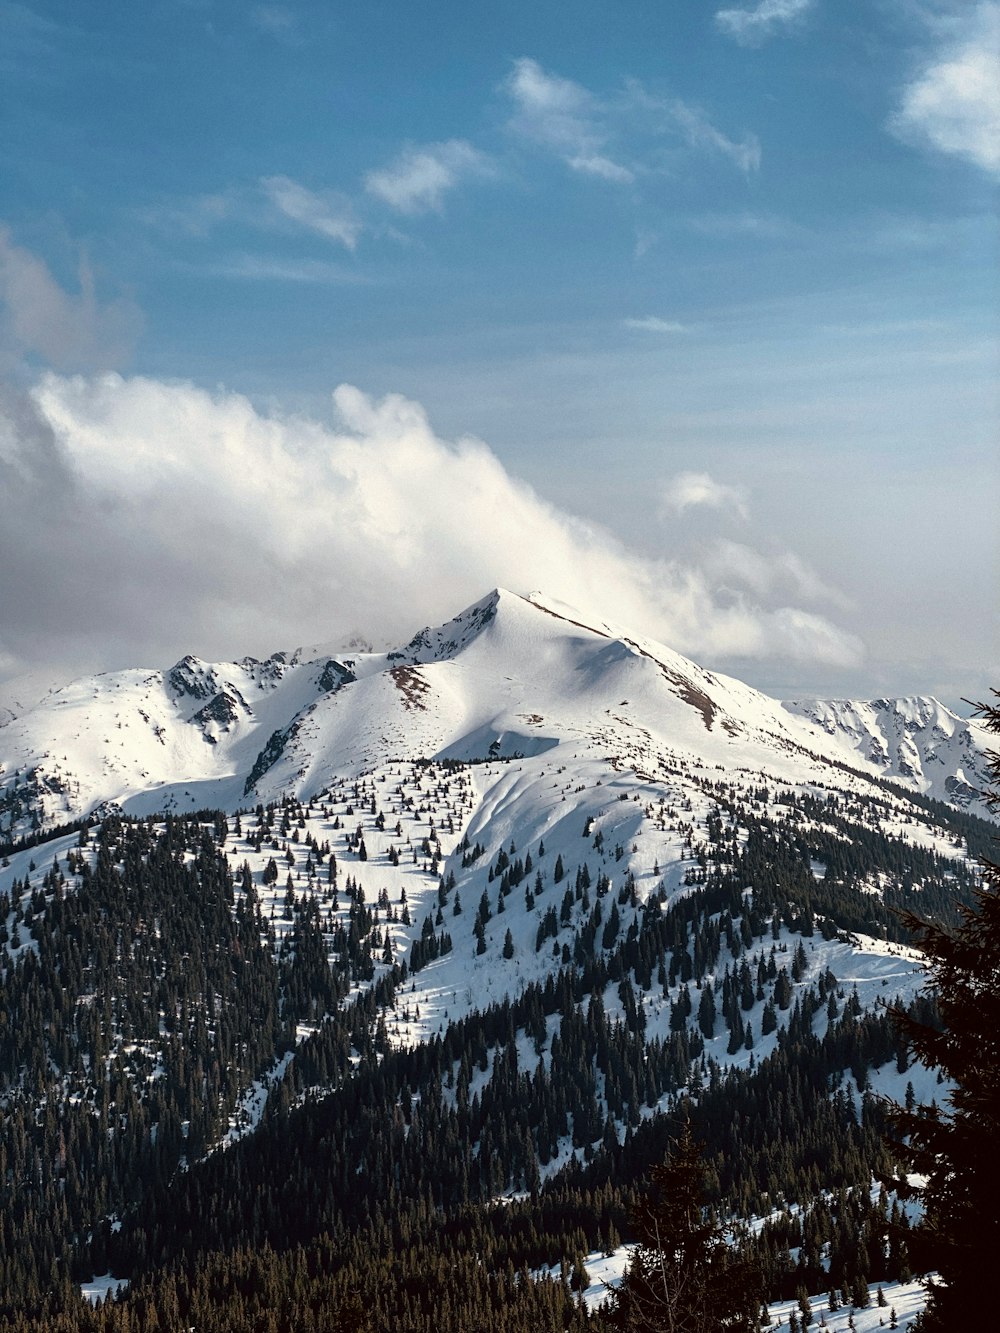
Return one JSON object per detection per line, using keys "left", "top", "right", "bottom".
{"left": 0, "top": 588, "right": 992, "bottom": 841}
{"left": 0, "top": 648, "right": 360, "bottom": 835}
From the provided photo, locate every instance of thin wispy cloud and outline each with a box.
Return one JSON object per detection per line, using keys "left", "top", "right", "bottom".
{"left": 0, "top": 1, "right": 63, "bottom": 68}
{"left": 505, "top": 58, "right": 635, "bottom": 184}
{"left": 138, "top": 190, "right": 237, "bottom": 238}
{"left": 142, "top": 180, "right": 364, "bottom": 251}
{"left": 365, "top": 139, "right": 494, "bottom": 215}
{"left": 859, "top": 212, "right": 988, "bottom": 253}
{"left": 260, "top": 175, "right": 361, "bottom": 249}
{"left": 250, "top": 5, "right": 299, "bottom": 40}
{"left": 507, "top": 58, "right": 761, "bottom": 182}
{"left": 686, "top": 211, "right": 798, "bottom": 239}
{"left": 623, "top": 316, "right": 687, "bottom": 333}
{"left": 659, "top": 98, "right": 761, "bottom": 174}
{"left": 623, "top": 80, "right": 761, "bottom": 175}
{"left": 633, "top": 229, "right": 659, "bottom": 259}
{"left": 892, "top": 2, "right": 1000, "bottom": 177}
{"left": 569, "top": 153, "right": 635, "bottom": 184}
{"left": 704, "top": 539, "right": 854, "bottom": 612}
{"left": 137, "top": 61, "right": 761, "bottom": 289}
{"left": 659, "top": 471, "right": 748, "bottom": 521}
{"left": 201, "top": 254, "right": 372, "bottom": 285}
{"left": 819, "top": 317, "right": 947, "bottom": 339}
{"left": 715, "top": 0, "right": 814, "bottom": 47}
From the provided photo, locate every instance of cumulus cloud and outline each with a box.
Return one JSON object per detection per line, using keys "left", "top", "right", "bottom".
{"left": 892, "top": 3, "right": 1000, "bottom": 177}
{"left": 0, "top": 374, "right": 863, "bottom": 684}
{"left": 260, "top": 175, "right": 361, "bottom": 248}
{"left": 659, "top": 471, "right": 748, "bottom": 520}
{"left": 505, "top": 58, "right": 635, "bottom": 183}
{"left": 365, "top": 139, "right": 494, "bottom": 214}
{"left": 715, "top": 0, "right": 814, "bottom": 47}
{"left": 0, "top": 228, "right": 141, "bottom": 371}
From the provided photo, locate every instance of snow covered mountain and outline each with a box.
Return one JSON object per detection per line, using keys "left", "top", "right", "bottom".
{"left": 1, "top": 589, "right": 991, "bottom": 1327}
{"left": 0, "top": 588, "right": 991, "bottom": 842}
{"left": 782, "top": 694, "right": 988, "bottom": 811}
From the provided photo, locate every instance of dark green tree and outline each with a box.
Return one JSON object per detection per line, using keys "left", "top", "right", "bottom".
{"left": 888, "top": 691, "right": 1000, "bottom": 1331}
{"left": 606, "top": 1122, "right": 761, "bottom": 1331}
{"left": 698, "top": 983, "right": 715, "bottom": 1039}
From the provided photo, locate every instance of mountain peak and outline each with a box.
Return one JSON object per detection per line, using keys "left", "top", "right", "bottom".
{"left": 0, "top": 587, "right": 993, "bottom": 842}
{"left": 167, "top": 654, "right": 218, "bottom": 701}
{"left": 390, "top": 588, "right": 509, "bottom": 665}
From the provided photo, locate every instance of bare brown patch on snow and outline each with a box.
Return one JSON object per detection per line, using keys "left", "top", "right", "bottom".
{"left": 389, "top": 665, "right": 431, "bottom": 712}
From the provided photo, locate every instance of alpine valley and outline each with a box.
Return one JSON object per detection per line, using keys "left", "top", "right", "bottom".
{"left": 0, "top": 589, "right": 992, "bottom": 1331}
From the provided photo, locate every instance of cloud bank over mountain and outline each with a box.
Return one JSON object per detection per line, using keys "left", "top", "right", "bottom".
{"left": 0, "top": 373, "right": 863, "bottom": 685}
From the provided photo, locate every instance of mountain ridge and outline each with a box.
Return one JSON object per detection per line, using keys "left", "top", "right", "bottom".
{"left": 0, "top": 587, "right": 991, "bottom": 842}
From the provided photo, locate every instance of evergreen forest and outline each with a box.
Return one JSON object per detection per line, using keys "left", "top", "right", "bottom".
{"left": 0, "top": 750, "right": 990, "bottom": 1331}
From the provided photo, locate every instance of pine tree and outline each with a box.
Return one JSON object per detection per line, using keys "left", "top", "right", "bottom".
{"left": 606, "top": 1123, "right": 761, "bottom": 1331}
{"left": 797, "top": 1285, "right": 813, "bottom": 1326}
{"left": 886, "top": 691, "right": 1000, "bottom": 1331}
{"left": 850, "top": 1275, "right": 869, "bottom": 1309}
{"left": 698, "top": 983, "right": 716, "bottom": 1040}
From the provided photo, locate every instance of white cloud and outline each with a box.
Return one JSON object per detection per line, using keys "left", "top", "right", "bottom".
{"left": 623, "top": 80, "right": 761, "bottom": 174}
{"left": 686, "top": 211, "right": 798, "bottom": 239}
{"left": 365, "top": 139, "right": 494, "bottom": 215}
{"left": 138, "top": 190, "right": 236, "bottom": 238}
{"left": 250, "top": 6, "right": 298, "bottom": 39}
{"left": 260, "top": 175, "right": 361, "bottom": 248}
{"left": 507, "top": 59, "right": 760, "bottom": 180}
{"left": 141, "top": 181, "right": 364, "bottom": 251}
{"left": 505, "top": 58, "right": 635, "bottom": 184}
{"left": 666, "top": 100, "right": 761, "bottom": 173}
{"left": 715, "top": 0, "right": 814, "bottom": 46}
{"left": 703, "top": 539, "right": 853, "bottom": 611}
{"left": 0, "top": 374, "right": 862, "bottom": 683}
{"left": 633, "top": 229, "right": 661, "bottom": 260}
{"left": 892, "top": 3, "right": 1000, "bottom": 177}
{"left": 0, "top": 228, "right": 142, "bottom": 372}
{"left": 659, "top": 471, "right": 748, "bottom": 520}
{"left": 567, "top": 153, "right": 634, "bottom": 183}
{"left": 623, "top": 316, "right": 687, "bottom": 333}
{"left": 201, "top": 254, "right": 371, "bottom": 284}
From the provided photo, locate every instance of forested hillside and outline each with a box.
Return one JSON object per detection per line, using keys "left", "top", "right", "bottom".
{"left": 0, "top": 771, "right": 984, "bottom": 1329}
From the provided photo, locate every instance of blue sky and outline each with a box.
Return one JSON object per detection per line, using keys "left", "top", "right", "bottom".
{"left": 0, "top": 0, "right": 997, "bottom": 705}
